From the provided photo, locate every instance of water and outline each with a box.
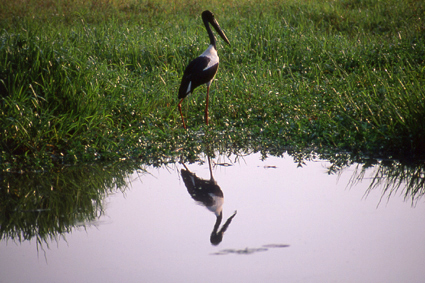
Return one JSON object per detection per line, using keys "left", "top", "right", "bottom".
{"left": 1, "top": 153, "right": 425, "bottom": 283}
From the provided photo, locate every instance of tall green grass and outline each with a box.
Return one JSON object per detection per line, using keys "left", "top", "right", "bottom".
{"left": 1, "top": 0, "right": 424, "bottom": 171}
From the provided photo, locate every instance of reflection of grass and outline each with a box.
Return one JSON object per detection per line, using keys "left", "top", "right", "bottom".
{"left": 0, "top": 145, "right": 423, "bottom": 249}
{"left": 283, "top": 148, "right": 425, "bottom": 204}
{"left": 348, "top": 160, "right": 425, "bottom": 205}
{"left": 1, "top": 0, "right": 424, "bottom": 171}
{"left": 0, "top": 160, "right": 141, "bottom": 248}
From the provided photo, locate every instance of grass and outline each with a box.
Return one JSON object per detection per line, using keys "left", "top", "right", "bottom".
{"left": 1, "top": 0, "right": 424, "bottom": 171}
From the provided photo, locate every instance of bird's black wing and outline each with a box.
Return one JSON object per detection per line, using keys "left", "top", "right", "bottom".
{"left": 178, "top": 56, "right": 218, "bottom": 99}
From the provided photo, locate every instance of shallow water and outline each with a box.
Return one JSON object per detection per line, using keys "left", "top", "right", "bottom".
{"left": 1, "top": 153, "right": 425, "bottom": 283}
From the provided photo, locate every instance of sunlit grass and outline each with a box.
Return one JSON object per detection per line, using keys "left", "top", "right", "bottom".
{"left": 1, "top": 0, "right": 424, "bottom": 171}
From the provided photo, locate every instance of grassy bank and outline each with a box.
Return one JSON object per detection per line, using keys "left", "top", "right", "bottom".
{"left": 1, "top": 0, "right": 424, "bottom": 171}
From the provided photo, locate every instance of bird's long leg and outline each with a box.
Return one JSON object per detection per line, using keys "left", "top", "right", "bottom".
{"left": 178, "top": 98, "right": 187, "bottom": 130}
{"left": 205, "top": 85, "right": 210, "bottom": 125}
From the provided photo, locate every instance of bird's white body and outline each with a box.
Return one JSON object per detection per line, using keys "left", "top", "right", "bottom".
{"left": 200, "top": 44, "right": 219, "bottom": 71}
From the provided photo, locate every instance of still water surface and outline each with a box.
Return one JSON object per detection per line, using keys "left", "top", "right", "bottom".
{"left": 1, "top": 153, "right": 425, "bottom": 283}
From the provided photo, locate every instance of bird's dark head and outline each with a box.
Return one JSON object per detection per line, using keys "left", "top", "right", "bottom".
{"left": 202, "top": 10, "right": 230, "bottom": 46}
{"left": 202, "top": 10, "right": 215, "bottom": 21}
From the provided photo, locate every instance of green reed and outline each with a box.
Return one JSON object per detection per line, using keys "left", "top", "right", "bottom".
{"left": 1, "top": 0, "right": 424, "bottom": 171}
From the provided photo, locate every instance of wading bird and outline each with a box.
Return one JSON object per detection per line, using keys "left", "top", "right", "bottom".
{"left": 178, "top": 10, "right": 230, "bottom": 129}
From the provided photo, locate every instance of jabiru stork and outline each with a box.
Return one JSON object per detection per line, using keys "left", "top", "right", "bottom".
{"left": 178, "top": 10, "right": 230, "bottom": 129}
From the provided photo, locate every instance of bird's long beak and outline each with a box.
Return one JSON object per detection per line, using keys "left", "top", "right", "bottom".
{"left": 211, "top": 19, "right": 230, "bottom": 45}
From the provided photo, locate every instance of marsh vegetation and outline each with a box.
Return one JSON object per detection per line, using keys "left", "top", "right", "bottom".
{"left": 1, "top": 0, "right": 424, "bottom": 171}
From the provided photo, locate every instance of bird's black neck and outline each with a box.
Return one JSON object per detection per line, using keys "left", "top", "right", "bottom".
{"left": 203, "top": 18, "right": 216, "bottom": 49}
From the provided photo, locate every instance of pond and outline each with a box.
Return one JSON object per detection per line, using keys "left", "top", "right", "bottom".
{"left": 1, "top": 152, "right": 425, "bottom": 283}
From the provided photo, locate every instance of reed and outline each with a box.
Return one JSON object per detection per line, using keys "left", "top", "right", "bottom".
{"left": 1, "top": 0, "right": 424, "bottom": 170}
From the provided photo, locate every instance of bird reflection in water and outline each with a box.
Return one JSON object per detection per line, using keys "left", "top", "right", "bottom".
{"left": 181, "top": 156, "right": 237, "bottom": 245}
